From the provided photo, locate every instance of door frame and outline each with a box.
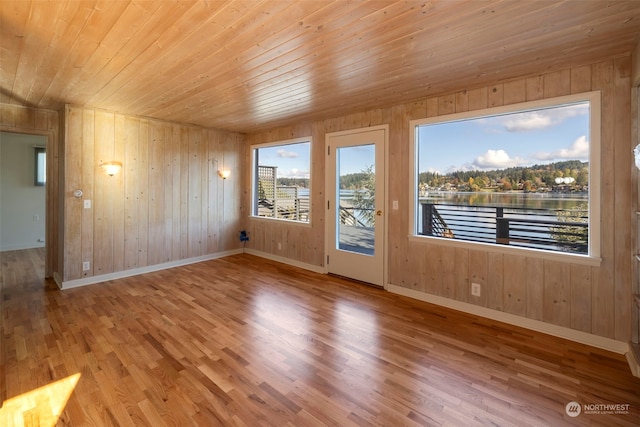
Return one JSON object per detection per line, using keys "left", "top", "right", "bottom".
{"left": 324, "top": 124, "right": 389, "bottom": 288}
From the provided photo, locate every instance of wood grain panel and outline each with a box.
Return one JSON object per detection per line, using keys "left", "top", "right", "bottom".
{"left": 526, "top": 258, "right": 544, "bottom": 321}
{"left": 543, "top": 260, "right": 571, "bottom": 328}
{"left": 503, "top": 79, "right": 526, "bottom": 105}
{"left": 113, "top": 114, "right": 126, "bottom": 272}
{"left": 468, "top": 249, "right": 488, "bottom": 307}
{"left": 80, "top": 109, "right": 95, "bottom": 277}
{"left": 486, "top": 252, "right": 504, "bottom": 311}
{"left": 147, "top": 120, "right": 165, "bottom": 265}
{"left": 137, "top": 120, "right": 150, "bottom": 268}
{"left": 591, "top": 60, "right": 617, "bottom": 338}
{"left": 188, "top": 128, "right": 203, "bottom": 259}
{"left": 503, "top": 254, "right": 527, "bottom": 317}
{"left": 467, "top": 87, "right": 488, "bottom": 111}
{"left": 571, "top": 264, "right": 592, "bottom": 333}
{"left": 613, "top": 57, "right": 633, "bottom": 341}
{"left": 64, "top": 106, "right": 84, "bottom": 280}
{"left": 93, "top": 110, "right": 115, "bottom": 275}
{"left": 454, "top": 247, "right": 469, "bottom": 302}
{"left": 123, "top": 116, "right": 140, "bottom": 270}
{"left": 544, "top": 69, "right": 572, "bottom": 98}
{"left": 488, "top": 84, "right": 504, "bottom": 107}
{"left": 58, "top": 106, "right": 243, "bottom": 283}
{"left": 526, "top": 76, "right": 544, "bottom": 101}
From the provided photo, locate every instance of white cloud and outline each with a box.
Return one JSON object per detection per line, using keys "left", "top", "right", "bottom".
{"left": 278, "top": 168, "right": 310, "bottom": 179}
{"left": 276, "top": 149, "right": 299, "bottom": 158}
{"left": 472, "top": 149, "right": 525, "bottom": 169}
{"left": 496, "top": 103, "right": 589, "bottom": 132}
{"left": 503, "top": 112, "right": 553, "bottom": 131}
{"left": 533, "top": 135, "right": 589, "bottom": 161}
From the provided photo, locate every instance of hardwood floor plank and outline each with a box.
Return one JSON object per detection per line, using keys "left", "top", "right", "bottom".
{"left": 1, "top": 249, "right": 639, "bottom": 426}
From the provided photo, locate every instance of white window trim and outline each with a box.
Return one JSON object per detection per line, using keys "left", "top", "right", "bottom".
{"left": 250, "top": 136, "right": 312, "bottom": 225}
{"left": 408, "top": 91, "right": 601, "bottom": 265}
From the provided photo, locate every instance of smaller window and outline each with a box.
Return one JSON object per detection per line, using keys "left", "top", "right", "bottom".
{"left": 251, "top": 138, "right": 311, "bottom": 223}
{"left": 34, "top": 147, "right": 46, "bottom": 186}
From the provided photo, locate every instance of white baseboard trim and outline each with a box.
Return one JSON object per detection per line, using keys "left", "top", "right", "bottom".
{"left": 60, "top": 249, "right": 243, "bottom": 289}
{"left": 386, "top": 283, "right": 628, "bottom": 355}
{"left": 244, "top": 249, "right": 325, "bottom": 274}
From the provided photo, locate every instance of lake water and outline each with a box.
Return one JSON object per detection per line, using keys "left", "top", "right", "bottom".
{"left": 420, "top": 191, "right": 588, "bottom": 210}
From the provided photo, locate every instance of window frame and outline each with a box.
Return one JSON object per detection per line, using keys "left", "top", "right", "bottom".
{"left": 250, "top": 136, "right": 312, "bottom": 225}
{"left": 409, "top": 91, "right": 601, "bottom": 265}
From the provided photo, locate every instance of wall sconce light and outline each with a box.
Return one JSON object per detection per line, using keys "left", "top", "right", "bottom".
{"left": 101, "top": 161, "right": 122, "bottom": 176}
{"left": 218, "top": 169, "right": 231, "bottom": 179}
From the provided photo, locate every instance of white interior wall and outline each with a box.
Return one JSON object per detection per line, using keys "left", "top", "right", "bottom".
{"left": 0, "top": 131, "right": 46, "bottom": 251}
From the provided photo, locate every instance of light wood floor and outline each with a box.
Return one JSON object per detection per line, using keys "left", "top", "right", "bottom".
{"left": 1, "top": 249, "right": 639, "bottom": 426}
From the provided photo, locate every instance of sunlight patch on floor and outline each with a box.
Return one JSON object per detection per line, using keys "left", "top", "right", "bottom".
{"left": 0, "top": 373, "right": 81, "bottom": 427}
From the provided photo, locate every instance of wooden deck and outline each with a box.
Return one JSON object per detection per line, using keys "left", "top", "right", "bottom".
{"left": 338, "top": 224, "right": 374, "bottom": 255}
{"left": 1, "top": 248, "right": 639, "bottom": 426}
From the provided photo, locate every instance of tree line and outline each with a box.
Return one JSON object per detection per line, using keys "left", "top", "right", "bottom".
{"left": 420, "top": 160, "right": 588, "bottom": 192}
{"left": 275, "top": 159, "right": 588, "bottom": 193}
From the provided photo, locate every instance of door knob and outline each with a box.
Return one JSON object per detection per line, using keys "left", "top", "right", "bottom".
{"left": 376, "top": 210, "right": 382, "bottom": 216}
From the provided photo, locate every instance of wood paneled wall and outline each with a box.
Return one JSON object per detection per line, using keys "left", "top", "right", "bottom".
{"left": 246, "top": 58, "right": 633, "bottom": 343}
{"left": 0, "top": 104, "right": 60, "bottom": 278}
{"left": 62, "top": 106, "right": 244, "bottom": 283}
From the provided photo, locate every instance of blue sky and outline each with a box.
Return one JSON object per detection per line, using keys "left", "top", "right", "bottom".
{"left": 417, "top": 101, "right": 590, "bottom": 174}
{"left": 256, "top": 142, "right": 311, "bottom": 179}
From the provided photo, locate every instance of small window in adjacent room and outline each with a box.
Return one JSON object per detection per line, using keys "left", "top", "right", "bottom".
{"left": 251, "top": 137, "right": 311, "bottom": 223}
{"left": 410, "top": 91, "right": 600, "bottom": 259}
{"left": 34, "top": 147, "right": 46, "bottom": 186}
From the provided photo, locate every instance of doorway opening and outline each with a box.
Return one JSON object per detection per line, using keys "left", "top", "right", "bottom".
{"left": 0, "top": 131, "right": 47, "bottom": 283}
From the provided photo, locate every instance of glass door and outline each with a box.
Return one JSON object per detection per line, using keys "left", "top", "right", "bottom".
{"left": 326, "top": 126, "right": 386, "bottom": 286}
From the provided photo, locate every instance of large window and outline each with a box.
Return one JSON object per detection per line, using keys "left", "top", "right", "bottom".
{"left": 411, "top": 92, "right": 600, "bottom": 259}
{"left": 252, "top": 137, "right": 311, "bottom": 223}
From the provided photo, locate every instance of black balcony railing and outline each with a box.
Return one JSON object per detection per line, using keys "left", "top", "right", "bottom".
{"left": 420, "top": 202, "right": 588, "bottom": 254}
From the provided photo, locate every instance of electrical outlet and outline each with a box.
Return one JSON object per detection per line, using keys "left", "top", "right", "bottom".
{"left": 277, "top": 242, "right": 282, "bottom": 250}
{"left": 84, "top": 200, "right": 92, "bottom": 209}
{"left": 471, "top": 282, "right": 481, "bottom": 297}
{"left": 82, "top": 261, "right": 90, "bottom": 271}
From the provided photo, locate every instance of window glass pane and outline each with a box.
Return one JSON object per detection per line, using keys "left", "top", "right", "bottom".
{"left": 253, "top": 140, "right": 310, "bottom": 223}
{"left": 415, "top": 100, "right": 591, "bottom": 255}
{"left": 337, "top": 144, "right": 375, "bottom": 255}
{"left": 35, "top": 148, "right": 46, "bottom": 186}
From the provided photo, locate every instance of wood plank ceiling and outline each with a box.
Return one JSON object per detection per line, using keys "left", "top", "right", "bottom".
{"left": 1, "top": 0, "right": 640, "bottom": 134}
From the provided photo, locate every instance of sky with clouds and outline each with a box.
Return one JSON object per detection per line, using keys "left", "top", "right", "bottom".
{"left": 256, "top": 140, "right": 376, "bottom": 179}
{"left": 256, "top": 101, "right": 590, "bottom": 180}
{"left": 417, "top": 101, "right": 590, "bottom": 174}
{"left": 256, "top": 142, "right": 311, "bottom": 179}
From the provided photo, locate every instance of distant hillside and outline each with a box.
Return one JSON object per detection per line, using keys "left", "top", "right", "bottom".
{"left": 419, "top": 160, "right": 588, "bottom": 192}
{"left": 276, "top": 178, "right": 309, "bottom": 188}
